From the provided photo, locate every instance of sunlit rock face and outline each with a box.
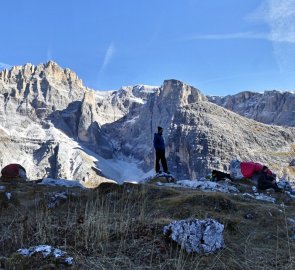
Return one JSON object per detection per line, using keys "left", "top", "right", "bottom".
{"left": 1, "top": 61, "right": 295, "bottom": 182}
{"left": 208, "top": 90, "right": 295, "bottom": 127}
{"left": 166, "top": 102, "right": 295, "bottom": 179}
{"left": 0, "top": 62, "right": 112, "bottom": 183}
{"left": 101, "top": 79, "right": 207, "bottom": 171}
{"left": 0, "top": 61, "right": 85, "bottom": 118}
{"left": 0, "top": 113, "right": 111, "bottom": 184}
{"left": 102, "top": 79, "right": 295, "bottom": 180}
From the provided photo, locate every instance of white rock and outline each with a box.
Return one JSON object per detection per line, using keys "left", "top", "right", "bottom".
{"left": 243, "top": 193, "right": 276, "bottom": 203}
{"left": 17, "top": 245, "right": 73, "bottom": 265}
{"left": 287, "top": 217, "right": 295, "bottom": 225}
{"left": 163, "top": 219, "right": 225, "bottom": 254}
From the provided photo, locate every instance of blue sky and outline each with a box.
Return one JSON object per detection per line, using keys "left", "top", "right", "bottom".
{"left": 1, "top": 0, "right": 295, "bottom": 95}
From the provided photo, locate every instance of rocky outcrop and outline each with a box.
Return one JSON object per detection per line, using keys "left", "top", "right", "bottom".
{"left": 95, "top": 84, "right": 158, "bottom": 125}
{"left": 209, "top": 90, "right": 295, "bottom": 127}
{"left": 0, "top": 112, "right": 111, "bottom": 184}
{"left": 166, "top": 102, "right": 295, "bottom": 179}
{"left": 0, "top": 61, "right": 85, "bottom": 119}
{"left": 0, "top": 62, "right": 161, "bottom": 182}
{"left": 0, "top": 62, "right": 117, "bottom": 182}
{"left": 48, "top": 90, "right": 115, "bottom": 159}
{"left": 102, "top": 79, "right": 207, "bottom": 170}
{"left": 102, "top": 80, "right": 295, "bottom": 180}
{"left": 77, "top": 90, "right": 113, "bottom": 158}
{"left": 163, "top": 219, "right": 225, "bottom": 254}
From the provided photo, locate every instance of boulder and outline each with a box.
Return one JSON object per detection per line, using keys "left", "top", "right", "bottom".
{"left": 17, "top": 245, "right": 73, "bottom": 265}
{"left": 163, "top": 219, "right": 225, "bottom": 254}
{"left": 146, "top": 173, "right": 177, "bottom": 184}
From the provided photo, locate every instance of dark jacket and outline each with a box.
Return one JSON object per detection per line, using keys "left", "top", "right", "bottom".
{"left": 257, "top": 171, "right": 279, "bottom": 191}
{"left": 154, "top": 133, "right": 165, "bottom": 151}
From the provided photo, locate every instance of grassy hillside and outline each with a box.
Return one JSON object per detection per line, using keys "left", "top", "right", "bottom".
{"left": 0, "top": 179, "right": 294, "bottom": 269}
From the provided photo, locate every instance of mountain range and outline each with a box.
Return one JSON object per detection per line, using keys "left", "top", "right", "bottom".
{"left": 0, "top": 61, "right": 294, "bottom": 184}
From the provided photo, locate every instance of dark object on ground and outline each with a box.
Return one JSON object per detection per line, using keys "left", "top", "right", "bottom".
{"left": 257, "top": 171, "right": 282, "bottom": 192}
{"left": 1, "top": 164, "right": 26, "bottom": 179}
{"left": 212, "top": 170, "right": 232, "bottom": 181}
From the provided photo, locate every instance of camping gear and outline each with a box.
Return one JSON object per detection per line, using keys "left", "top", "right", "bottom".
{"left": 1, "top": 163, "right": 27, "bottom": 179}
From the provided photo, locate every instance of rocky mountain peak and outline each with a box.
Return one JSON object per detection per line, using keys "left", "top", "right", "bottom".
{"left": 161, "top": 79, "right": 207, "bottom": 107}
{"left": 0, "top": 61, "right": 86, "bottom": 118}
{"left": 0, "top": 61, "right": 83, "bottom": 89}
{"left": 117, "top": 84, "right": 159, "bottom": 100}
{"left": 209, "top": 90, "right": 295, "bottom": 127}
{"left": 43, "top": 61, "right": 83, "bottom": 87}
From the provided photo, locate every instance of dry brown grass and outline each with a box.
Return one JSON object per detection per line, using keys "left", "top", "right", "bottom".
{"left": 0, "top": 179, "right": 294, "bottom": 269}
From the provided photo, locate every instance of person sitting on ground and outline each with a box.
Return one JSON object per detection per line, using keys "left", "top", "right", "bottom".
{"left": 257, "top": 166, "right": 283, "bottom": 192}
{"left": 211, "top": 170, "right": 232, "bottom": 181}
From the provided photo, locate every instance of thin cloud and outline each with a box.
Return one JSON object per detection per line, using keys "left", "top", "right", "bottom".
{"left": 99, "top": 42, "right": 116, "bottom": 74}
{"left": 188, "top": 1, "right": 295, "bottom": 74}
{"left": 187, "top": 0, "right": 295, "bottom": 44}
{"left": 249, "top": 0, "right": 295, "bottom": 72}
{"left": 186, "top": 32, "right": 272, "bottom": 41}
{"left": 0, "top": 62, "right": 12, "bottom": 70}
{"left": 195, "top": 70, "right": 277, "bottom": 89}
{"left": 47, "top": 46, "right": 53, "bottom": 61}
{"left": 249, "top": 0, "right": 295, "bottom": 43}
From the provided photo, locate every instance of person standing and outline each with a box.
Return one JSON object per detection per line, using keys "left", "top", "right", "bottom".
{"left": 153, "top": 126, "right": 169, "bottom": 174}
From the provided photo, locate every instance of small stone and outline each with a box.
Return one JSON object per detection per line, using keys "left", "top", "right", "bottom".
{"left": 5, "top": 192, "right": 12, "bottom": 200}
{"left": 287, "top": 218, "right": 295, "bottom": 225}
{"left": 244, "top": 213, "right": 254, "bottom": 219}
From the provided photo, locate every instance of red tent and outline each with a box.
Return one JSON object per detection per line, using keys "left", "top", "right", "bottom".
{"left": 1, "top": 164, "right": 26, "bottom": 178}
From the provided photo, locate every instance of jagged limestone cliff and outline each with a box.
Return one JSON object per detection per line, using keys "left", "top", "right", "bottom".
{"left": 1, "top": 61, "right": 294, "bottom": 182}
{"left": 102, "top": 81, "right": 295, "bottom": 180}
{"left": 209, "top": 90, "right": 295, "bottom": 127}
{"left": 0, "top": 62, "right": 113, "bottom": 184}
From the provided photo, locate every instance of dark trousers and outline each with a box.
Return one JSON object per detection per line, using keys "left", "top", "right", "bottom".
{"left": 258, "top": 181, "right": 281, "bottom": 192}
{"left": 155, "top": 150, "right": 168, "bottom": 173}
